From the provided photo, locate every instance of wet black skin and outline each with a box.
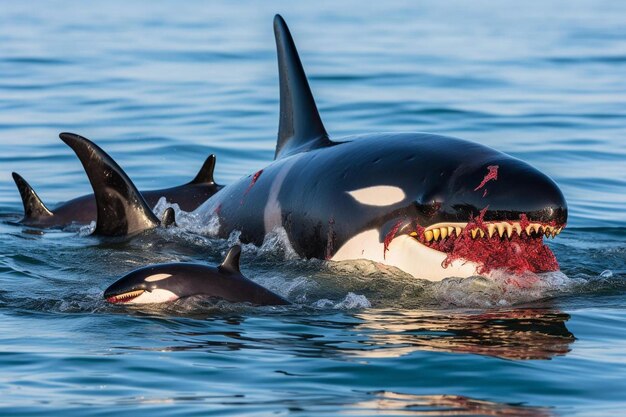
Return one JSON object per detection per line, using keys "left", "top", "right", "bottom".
{"left": 12, "top": 153, "right": 221, "bottom": 229}
{"left": 194, "top": 15, "right": 567, "bottom": 260}
{"left": 32, "top": 15, "right": 567, "bottom": 254}
{"left": 104, "top": 246, "right": 290, "bottom": 306}
{"left": 199, "top": 132, "right": 567, "bottom": 259}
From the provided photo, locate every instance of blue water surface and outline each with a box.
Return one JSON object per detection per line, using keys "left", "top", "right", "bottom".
{"left": 0, "top": 1, "right": 625, "bottom": 415}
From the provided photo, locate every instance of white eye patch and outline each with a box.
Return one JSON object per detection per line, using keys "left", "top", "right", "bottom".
{"left": 347, "top": 185, "right": 406, "bottom": 206}
{"left": 144, "top": 273, "right": 173, "bottom": 282}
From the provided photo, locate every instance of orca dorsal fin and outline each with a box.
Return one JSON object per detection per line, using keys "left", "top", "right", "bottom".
{"left": 59, "top": 132, "right": 160, "bottom": 236}
{"left": 273, "top": 14, "right": 331, "bottom": 159}
{"left": 219, "top": 245, "right": 241, "bottom": 274}
{"left": 11, "top": 172, "right": 53, "bottom": 220}
{"left": 189, "top": 154, "right": 216, "bottom": 185}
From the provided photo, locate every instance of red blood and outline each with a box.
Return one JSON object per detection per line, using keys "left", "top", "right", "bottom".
{"left": 428, "top": 212, "right": 560, "bottom": 275}
{"left": 519, "top": 213, "right": 530, "bottom": 230}
{"left": 474, "top": 165, "right": 499, "bottom": 191}
{"left": 383, "top": 220, "right": 404, "bottom": 259}
{"left": 241, "top": 169, "right": 264, "bottom": 205}
{"left": 442, "top": 233, "right": 558, "bottom": 275}
{"left": 421, "top": 210, "right": 560, "bottom": 275}
{"left": 245, "top": 169, "right": 263, "bottom": 195}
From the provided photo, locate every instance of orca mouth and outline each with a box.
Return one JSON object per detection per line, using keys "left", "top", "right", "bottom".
{"left": 106, "top": 289, "right": 145, "bottom": 304}
{"left": 408, "top": 217, "right": 565, "bottom": 275}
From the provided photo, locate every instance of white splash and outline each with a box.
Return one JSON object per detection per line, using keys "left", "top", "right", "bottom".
{"left": 153, "top": 197, "right": 220, "bottom": 236}
{"left": 312, "top": 292, "right": 372, "bottom": 309}
{"left": 78, "top": 221, "right": 96, "bottom": 237}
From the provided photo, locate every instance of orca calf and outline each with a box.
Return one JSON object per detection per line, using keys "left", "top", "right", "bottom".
{"left": 12, "top": 147, "right": 221, "bottom": 229}
{"left": 104, "top": 245, "right": 290, "bottom": 305}
{"left": 191, "top": 16, "right": 567, "bottom": 281}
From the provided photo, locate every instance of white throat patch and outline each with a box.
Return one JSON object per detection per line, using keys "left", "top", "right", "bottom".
{"left": 331, "top": 229, "right": 480, "bottom": 281}
{"left": 128, "top": 289, "right": 179, "bottom": 304}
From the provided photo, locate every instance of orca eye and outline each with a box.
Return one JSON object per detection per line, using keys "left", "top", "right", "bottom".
{"left": 144, "top": 273, "right": 172, "bottom": 282}
{"left": 348, "top": 186, "right": 406, "bottom": 206}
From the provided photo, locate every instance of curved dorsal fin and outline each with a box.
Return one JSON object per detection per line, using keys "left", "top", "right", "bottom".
{"left": 11, "top": 172, "right": 53, "bottom": 219}
{"left": 273, "top": 14, "right": 331, "bottom": 159}
{"left": 219, "top": 245, "right": 241, "bottom": 274}
{"left": 59, "top": 132, "right": 160, "bottom": 236}
{"left": 189, "top": 154, "right": 216, "bottom": 185}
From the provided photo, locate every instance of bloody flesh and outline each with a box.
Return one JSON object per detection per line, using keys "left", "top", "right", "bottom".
{"left": 421, "top": 212, "right": 560, "bottom": 275}
{"left": 438, "top": 232, "right": 559, "bottom": 275}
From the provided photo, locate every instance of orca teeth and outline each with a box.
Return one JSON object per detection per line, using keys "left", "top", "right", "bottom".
{"left": 415, "top": 220, "right": 565, "bottom": 245}
{"left": 106, "top": 289, "right": 144, "bottom": 304}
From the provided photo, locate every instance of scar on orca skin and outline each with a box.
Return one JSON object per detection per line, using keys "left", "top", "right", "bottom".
{"left": 241, "top": 169, "right": 264, "bottom": 205}
{"left": 474, "top": 165, "right": 499, "bottom": 192}
{"left": 247, "top": 170, "right": 264, "bottom": 193}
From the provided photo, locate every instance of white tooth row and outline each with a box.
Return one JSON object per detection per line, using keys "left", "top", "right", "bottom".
{"left": 410, "top": 222, "right": 563, "bottom": 242}
{"left": 113, "top": 290, "right": 144, "bottom": 300}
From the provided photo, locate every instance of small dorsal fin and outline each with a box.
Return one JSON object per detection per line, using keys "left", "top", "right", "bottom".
{"left": 12, "top": 172, "right": 53, "bottom": 220}
{"left": 59, "top": 132, "right": 160, "bottom": 236}
{"left": 219, "top": 245, "right": 241, "bottom": 274}
{"left": 161, "top": 207, "right": 177, "bottom": 228}
{"left": 273, "top": 14, "right": 331, "bottom": 159}
{"left": 189, "top": 154, "right": 216, "bottom": 185}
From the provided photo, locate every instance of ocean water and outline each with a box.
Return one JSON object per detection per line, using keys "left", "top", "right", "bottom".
{"left": 0, "top": 1, "right": 625, "bottom": 415}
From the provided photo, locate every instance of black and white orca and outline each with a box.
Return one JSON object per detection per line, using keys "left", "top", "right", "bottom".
{"left": 12, "top": 145, "right": 221, "bottom": 229}
{"left": 191, "top": 15, "right": 567, "bottom": 281}
{"left": 55, "top": 16, "right": 568, "bottom": 281}
{"left": 104, "top": 245, "right": 290, "bottom": 306}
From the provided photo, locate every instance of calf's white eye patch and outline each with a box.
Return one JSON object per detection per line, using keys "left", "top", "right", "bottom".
{"left": 348, "top": 185, "right": 406, "bottom": 206}
{"left": 145, "top": 273, "right": 173, "bottom": 282}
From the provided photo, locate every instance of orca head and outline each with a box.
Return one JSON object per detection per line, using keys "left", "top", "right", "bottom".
{"left": 333, "top": 137, "right": 568, "bottom": 280}
{"left": 104, "top": 265, "right": 183, "bottom": 304}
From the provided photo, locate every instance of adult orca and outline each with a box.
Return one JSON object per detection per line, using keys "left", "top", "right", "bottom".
{"left": 12, "top": 147, "right": 221, "bottom": 229}
{"left": 190, "top": 15, "right": 567, "bottom": 281}
{"left": 104, "top": 245, "right": 290, "bottom": 305}
{"left": 54, "top": 132, "right": 183, "bottom": 236}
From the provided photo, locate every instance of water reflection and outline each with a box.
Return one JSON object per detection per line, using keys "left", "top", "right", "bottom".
{"left": 128, "top": 306, "right": 574, "bottom": 361}
{"left": 346, "top": 391, "right": 551, "bottom": 416}
{"left": 349, "top": 308, "right": 575, "bottom": 360}
{"left": 110, "top": 390, "right": 551, "bottom": 416}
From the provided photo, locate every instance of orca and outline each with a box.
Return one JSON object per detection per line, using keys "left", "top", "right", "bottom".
{"left": 104, "top": 245, "right": 290, "bottom": 305}
{"left": 190, "top": 15, "right": 568, "bottom": 281}
{"left": 12, "top": 146, "right": 221, "bottom": 229}
{"left": 73, "top": 16, "right": 568, "bottom": 281}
